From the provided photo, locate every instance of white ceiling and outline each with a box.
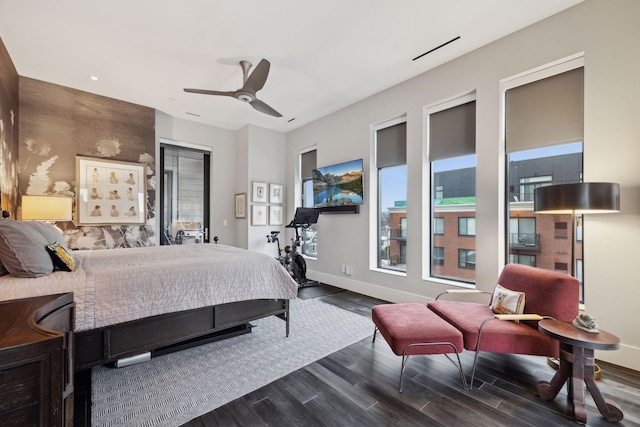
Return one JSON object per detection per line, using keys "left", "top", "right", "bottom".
{"left": 0, "top": 0, "right": 583, "bottom": 133}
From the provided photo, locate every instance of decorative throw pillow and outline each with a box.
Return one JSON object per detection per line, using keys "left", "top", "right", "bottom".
{"left": 490, "top": 284, "right": 526, "bottom": 316}
{"left": 0, "top": 220, "right": 54, "bottom": 277}
{"left": 26, "top": 221, "right": 66, "bottom": 246}
{"left": 46, "top": 242, "right": 76, "bottom": 272}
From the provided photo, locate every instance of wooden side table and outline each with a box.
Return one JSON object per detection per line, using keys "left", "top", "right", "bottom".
{"left": 537, "top": 319, "right": 623, "bottom": 424}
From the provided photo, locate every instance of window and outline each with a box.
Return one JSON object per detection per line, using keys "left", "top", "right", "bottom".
{"left": 458, "top": 217, "right": 476, "bottom": 236}
{"left": 433, "top": 247, "right": 444, "bottom": 266}
{"left": 400, "top": 217, "right": 407, "bottom": 238}
{"left": 375, "top": 119, "right": 407, "bottom": 272}
{"left": 434, "top": 217, "right": 444, "bottom": 235}
{"left": 509, "top": 253, "right": 536, "bottom": 267}
{"left": 426, "top": 94, "right": 476, "bottom": 284}
{"left": 300, "top": 149, "right": 317, "bottom": 257}
{"left": 519, "top": 175, "right": 551, "bottom": 202}
{"left": 554, "top": 222, "right": 568, "bottom": 239}
{"left": 509, "top": 218, "right": 536, "bottom": 247}
{"left": 504, "top": 57, "right": 585, "bottom": 302}
{"left": 458, "top": 249, "right": 475, "bottom": 269}
{"left": 435, "top": 185, "right": 444, "bottom": 199}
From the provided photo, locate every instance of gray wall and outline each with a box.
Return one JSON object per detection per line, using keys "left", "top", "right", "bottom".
{"left": 285, "top": 0, "right": 640, "bottom": 370}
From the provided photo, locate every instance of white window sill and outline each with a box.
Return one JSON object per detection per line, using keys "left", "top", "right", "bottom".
{"left": 370, "top": 267, "right": 407, "bottom": 278}
{"left": 423, "top": 276, "right": 476, "bottom": 290}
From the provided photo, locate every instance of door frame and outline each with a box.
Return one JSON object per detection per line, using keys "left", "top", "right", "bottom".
{"left": 159, "top": 139, "right": 211, "bottom": 244}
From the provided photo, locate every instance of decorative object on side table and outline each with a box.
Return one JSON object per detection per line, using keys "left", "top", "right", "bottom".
{"left": 573, "top": 313, "right": 599, "bottom": 333}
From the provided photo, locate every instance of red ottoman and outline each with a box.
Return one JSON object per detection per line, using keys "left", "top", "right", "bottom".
{"left": 372, "top": 303, "right": 467, "bottom": 391}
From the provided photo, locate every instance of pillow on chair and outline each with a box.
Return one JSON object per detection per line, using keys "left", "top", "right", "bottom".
{"left": 490, "top": 284, "right": 525, "bottom": 315}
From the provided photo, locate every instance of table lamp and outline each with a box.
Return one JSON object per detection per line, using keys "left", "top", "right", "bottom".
{"left": 21, "top": 195, "right": 73, "bottom": 223}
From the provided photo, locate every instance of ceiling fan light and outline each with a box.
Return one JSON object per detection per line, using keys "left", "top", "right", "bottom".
{"left": 237, "top": 93, "right": 253, "bottom": 103}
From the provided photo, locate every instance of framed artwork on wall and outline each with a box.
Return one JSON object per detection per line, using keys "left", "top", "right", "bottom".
{"left": 75, "top": 156, "right": 146, "bottom": 226}
{"left": 235, "top": 193, "right": 246, "bottom": 218}
{"left": 269, "top": 183, "right": 284, "bottom": 204}
{"left": 269, "top": 205, "right": 284, "bottom": 225}
{"left": 252, "top": 181, "right": 267, "bottom": 203}
{"left": 252, "top": 205, "right": 267, "bottom": 226}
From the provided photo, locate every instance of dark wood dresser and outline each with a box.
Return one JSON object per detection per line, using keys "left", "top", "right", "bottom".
{"left": 0, "top": 293, "right": 74, "bottom": 426}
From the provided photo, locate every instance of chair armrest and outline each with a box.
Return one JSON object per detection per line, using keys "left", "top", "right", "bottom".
{"left": 435, "top": 289, "right": 492, "bottom": 300}
{"left": 494, "top": 314, "right": 544, "bottom": 321}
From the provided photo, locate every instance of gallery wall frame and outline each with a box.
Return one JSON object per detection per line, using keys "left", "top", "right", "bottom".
{"left": 235, "top": 193, "right": 247, "bottom": 218}
{"left": 269, "top": 205, "right": 284, "bottom": 225}
{"left": 75, "top": 156, "right": 147, "bottom": 226}
{"left": 252, "top": 181, "right": 267, "bottom": 203}
{"left": 252, "top": 205, "right": 267, "bottom": 226}
{"left": 269, "top": 183, "right": 284, "bottom": 204}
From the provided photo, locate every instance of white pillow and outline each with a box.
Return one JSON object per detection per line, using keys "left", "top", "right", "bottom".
{"left": 490, "top": 284, "right": 525, "bottom": 316}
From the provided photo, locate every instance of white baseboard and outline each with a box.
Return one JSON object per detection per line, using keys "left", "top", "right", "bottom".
{"left": 308, "top": 270, "right": 431, "bottom": 305}
{"left": 596, "top": 344, "right": 640, "bottom": 372}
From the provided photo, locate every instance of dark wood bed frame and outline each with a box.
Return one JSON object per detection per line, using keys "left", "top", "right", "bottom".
{"left": 73, "top": 298, "right": 290, "bottom": 426}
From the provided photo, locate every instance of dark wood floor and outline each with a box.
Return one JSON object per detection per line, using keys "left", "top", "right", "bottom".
{"left": 184, "top": 284, "right": 640, "bottom": 427}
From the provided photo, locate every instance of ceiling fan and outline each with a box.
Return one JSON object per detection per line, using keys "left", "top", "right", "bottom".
{"left": 184, "top": 59, "right": 282, "bottom": 117}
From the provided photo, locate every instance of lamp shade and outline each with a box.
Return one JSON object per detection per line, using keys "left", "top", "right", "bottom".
{"left": 534, "top": 182, "right": 620, "bottom": 214}
{"left": 22, "top": 195, "right": 73, "bottom": 221}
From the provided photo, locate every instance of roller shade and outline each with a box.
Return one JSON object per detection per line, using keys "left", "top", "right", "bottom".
{"left": 429, "top": 101, "right": 476, "bottom": 161}
{"left": 506, "top": 67, "right": 583, "bottom": 153}
{"left": 376, "top": 121, "right": 406, "bottom": 168}
{"left": 301, "top": 149, "right": 317, "bottom": 180}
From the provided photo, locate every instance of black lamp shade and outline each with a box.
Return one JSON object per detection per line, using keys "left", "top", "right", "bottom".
{"left": 534, "top": 182, "right": 620, "bottom": 214}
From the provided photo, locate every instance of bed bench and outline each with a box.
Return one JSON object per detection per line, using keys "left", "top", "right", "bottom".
{"left": 372, "top": 303, "right": 467, "bottom": 391}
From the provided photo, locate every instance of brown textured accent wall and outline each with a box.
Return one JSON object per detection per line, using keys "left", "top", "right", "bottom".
{"left": 0, "top": 36, "right": 19, "bottom": 217}
{"left": 19, "top": 77, "right": 156, "bottom": 249}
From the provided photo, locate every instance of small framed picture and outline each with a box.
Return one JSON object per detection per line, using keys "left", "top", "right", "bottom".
{"left": 252, "top": 182, "right": 267, "bottom": 203}
{"left": 235, "top": 193, "right": 246, "bottom": 218}
{"left": 269, "top": 183, "right": 284, "bottom": 204}
{"left": 252, "top": 205, "right": 267, "bottom": 226}
{"left": 269, "top": 205, "right": 284, "bottom": 225}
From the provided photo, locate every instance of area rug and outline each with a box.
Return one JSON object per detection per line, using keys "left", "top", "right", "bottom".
{"left": 91, "top": 298, "right": 374, "bottom": 426}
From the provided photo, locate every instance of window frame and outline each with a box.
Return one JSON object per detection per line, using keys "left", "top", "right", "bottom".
{"left": 298, "top": 147, "right": 318, "bottom": 259}
{"left": 369, "top": 116, "right": 408, "bottom": 276}
{"left": 422, "top": 91, "right": 477, "bottom": 287}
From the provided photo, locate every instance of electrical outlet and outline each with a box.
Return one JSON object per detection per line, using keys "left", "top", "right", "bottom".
{"left": 341, "top": 264, "right": 346, "bottom": 273}
{"left": 345, "top": 265, "right": 352, "bottom": 275}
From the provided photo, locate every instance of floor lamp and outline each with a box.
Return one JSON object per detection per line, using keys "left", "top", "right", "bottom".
{"left": 533, "top": 182, "right": 620, "bottom": 377}
{"left": 534, "top": 182, "right": 620, "bottom": 278}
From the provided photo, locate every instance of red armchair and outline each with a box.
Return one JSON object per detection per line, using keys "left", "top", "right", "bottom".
{"left": 427, "top": 264, "right": 579, "bottom": 388}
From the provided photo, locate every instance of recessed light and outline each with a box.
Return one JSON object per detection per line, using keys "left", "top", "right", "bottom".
{"left": 90, "top": 75, "right": 99, "bottom": 81}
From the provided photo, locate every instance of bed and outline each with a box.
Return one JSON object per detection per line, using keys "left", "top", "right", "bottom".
{"left": 0, "top": 220, "right": 298, "bottom": 425}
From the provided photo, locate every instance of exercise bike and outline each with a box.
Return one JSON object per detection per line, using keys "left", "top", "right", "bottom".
{"left": 267, "top": 208, "right": 320, "bottom": 287}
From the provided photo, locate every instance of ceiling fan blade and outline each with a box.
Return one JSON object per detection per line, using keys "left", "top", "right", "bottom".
{"left": 242, "top": 59, "right": 270, "bottom": 93}
{"left": 183, "top": 89, "right": 235, "bottom": 96}
{"left": 250, "top": 98, "right": 282, "bottom": 117}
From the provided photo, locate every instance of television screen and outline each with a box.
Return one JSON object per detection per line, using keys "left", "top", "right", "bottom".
{"left": 312, "top": 159, "right": 364, "bottom": 207}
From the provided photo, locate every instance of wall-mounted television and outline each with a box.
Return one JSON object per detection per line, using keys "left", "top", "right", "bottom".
{"left": 312, "top": 158, "right": 364, "bottom": 207}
